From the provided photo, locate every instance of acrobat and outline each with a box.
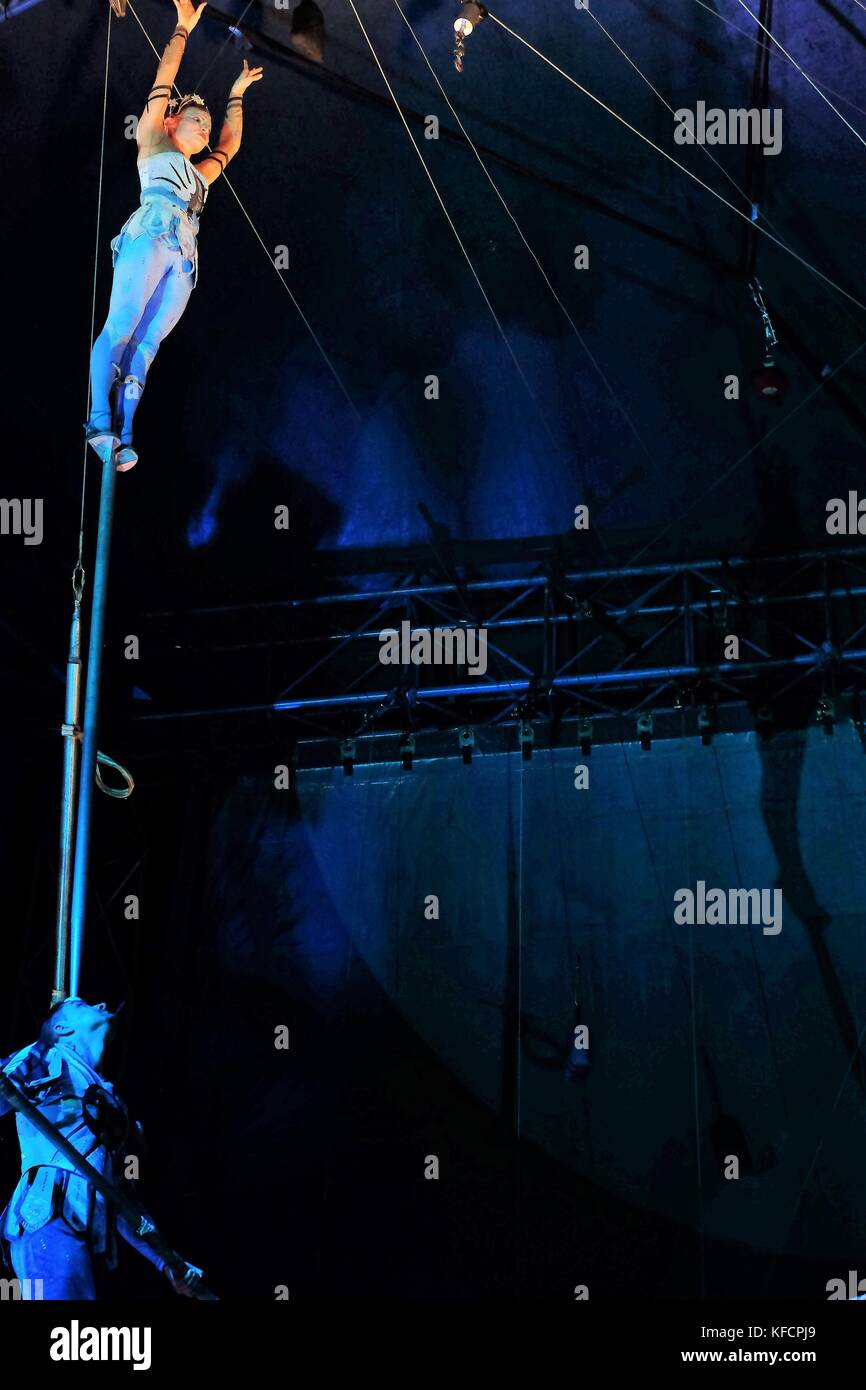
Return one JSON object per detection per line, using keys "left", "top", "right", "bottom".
{"left": 0, "top": 997, "right": 203, "bottom": 1299}
{"left": 85, "top": 0, "right": 263, "bottom": 471}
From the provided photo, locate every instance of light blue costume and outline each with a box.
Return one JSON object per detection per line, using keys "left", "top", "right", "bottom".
{"left": 88, "top": 149, "right": 208, "bottom": 442}
{"left": 0, "top": 1040, "right": 164, "bottom": 1299}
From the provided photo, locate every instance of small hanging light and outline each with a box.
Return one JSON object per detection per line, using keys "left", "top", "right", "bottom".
{"left": 454, "top": 2, "right": 488, "bottom": 73}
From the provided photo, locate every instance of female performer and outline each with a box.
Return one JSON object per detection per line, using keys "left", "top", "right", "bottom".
{"left": 86, "top": 0, "right": 263, "bottom": 470}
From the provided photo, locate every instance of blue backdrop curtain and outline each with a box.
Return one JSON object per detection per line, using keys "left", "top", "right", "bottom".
{"left": 181, "top": 724, "right": 866, "bottom": 1290}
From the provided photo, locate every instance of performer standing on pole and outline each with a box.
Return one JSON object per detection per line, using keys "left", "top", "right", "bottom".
{"left": 86, "top": 0, "right": 263, "bottom": 470}
{"left": 0, "top": 998, "right": 204, "bottom": 1299}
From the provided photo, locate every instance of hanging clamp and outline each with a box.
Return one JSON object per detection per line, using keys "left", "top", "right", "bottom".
{"left": 748, "top": 277, "right": 779, "bottom": 361}
{"left": 748, "top": 277, "right": 788, "bottom": 398}
{"left": 72, "top": 564, "right": 85, "bottom": 607}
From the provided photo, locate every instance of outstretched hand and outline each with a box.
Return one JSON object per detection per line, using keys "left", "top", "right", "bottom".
{"left": 230, "top": 59, "right": 264, "bottom": 95}
{"left": 172, "top": 0, "right": 207, "bottom": 33}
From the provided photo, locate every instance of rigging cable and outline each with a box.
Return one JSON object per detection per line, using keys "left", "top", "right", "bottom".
{"left": 126, "top": 0, "right": 361, "bottom": 423}
{"left": 345, "top": 0, "right": 619, "bottom": 563}
{"left": 686, "top": 0, "right": 866, "bottom": 122}
{"left": 584, "top": 6, "right": 864, "bottom": 332}
{"left": 392, "top": 0, "right": 660, "bottom": 479}
{"left": 483, "top": 9, "right": 866, "bottom": 314}
{"left": 78, "top": 11, "right": 114, "bottom": 588}
{"left": 733, "top": 0, "right": 866, "bottom": 149}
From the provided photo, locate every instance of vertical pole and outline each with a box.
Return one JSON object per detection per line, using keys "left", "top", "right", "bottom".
{"left": 53, "top": 592, "right": 84, "bottom": 1004}
{"left": 69, "top": 451, "right": 118, "bottom": 996}
{"left": 683, "top": 571, "right": 694, "bottom": 668}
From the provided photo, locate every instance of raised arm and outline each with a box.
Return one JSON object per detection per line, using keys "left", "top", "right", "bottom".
{"left": 194, "top": 58, "right": 263, "bottom": 185}
{"left": 137, "top": 0, "right": 207, "bottom": 152}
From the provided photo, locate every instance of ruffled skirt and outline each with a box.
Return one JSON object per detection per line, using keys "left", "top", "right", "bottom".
{"left": 111, "top": 196, "right": 200, "bottom": 286}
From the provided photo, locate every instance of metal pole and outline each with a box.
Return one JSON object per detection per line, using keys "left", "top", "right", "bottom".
{"left": 0, "top": 1069, "right": 217, "bottom": 1300}
{"left": 0, "top": 0, "right": 54, "bottom": 21}
{"left": 139, "top": 544, "right": 866, "bottom": 618}
{"left": 69, "top": 452, "right": 118, "bottom": 997}
{"left": 53, "top": 591, "right": 84, "bottom": 1005}
{"left": 111, "top": 645, "right": 866, "bottom": 723}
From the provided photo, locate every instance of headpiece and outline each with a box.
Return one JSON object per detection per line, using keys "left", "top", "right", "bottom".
{"left": 166, "top": 93, "right": 211, "bottom": 118}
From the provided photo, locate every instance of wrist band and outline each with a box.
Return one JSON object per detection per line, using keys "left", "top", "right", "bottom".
{"left": 172, "top": 26, "right": 188, "bottom": 40}
{"left": 226, "top": 96, "right": 244, "bottom": 108}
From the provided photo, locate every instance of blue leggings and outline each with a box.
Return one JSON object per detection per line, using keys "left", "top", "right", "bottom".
{"left": 89, "top": 232, "right": 194, "bottom": 438}
{"left": 9, "top": 1223, "right": 96, "bottom": 1299}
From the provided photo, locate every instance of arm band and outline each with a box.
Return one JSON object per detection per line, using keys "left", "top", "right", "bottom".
{"left": 204, "top": 148, "right": 228, "bottom": 166}
{"left": 146, "top": 84, "right": 172, "bottom": 108}
{"left": 226, "top": 96, "right": 244, "bottom": 109}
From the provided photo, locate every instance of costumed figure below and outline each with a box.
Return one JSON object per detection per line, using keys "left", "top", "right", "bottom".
{"left": 0, "top": 998, "right": 202, "bottom": 1299}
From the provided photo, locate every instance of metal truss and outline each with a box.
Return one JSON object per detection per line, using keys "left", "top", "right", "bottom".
{"left": 110, "top": 544, "right": 866, "bottom": 769}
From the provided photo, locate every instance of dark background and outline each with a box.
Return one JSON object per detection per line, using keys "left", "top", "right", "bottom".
{"left": 1, "top": 0, "right": 865, "bottom": 1299}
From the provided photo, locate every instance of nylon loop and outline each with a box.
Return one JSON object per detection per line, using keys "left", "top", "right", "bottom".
{"left": 96, "top": 751, "right": 135, "bottom": 799}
